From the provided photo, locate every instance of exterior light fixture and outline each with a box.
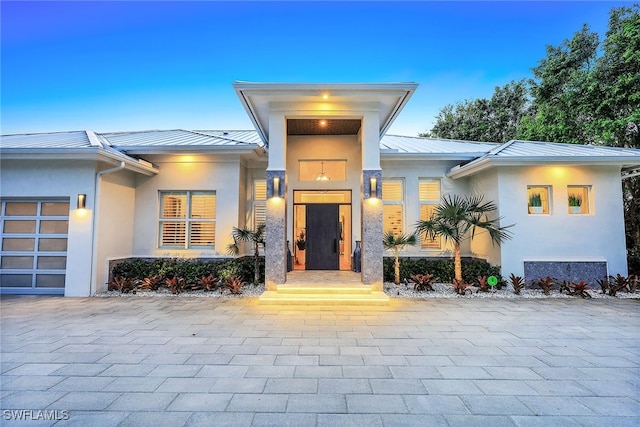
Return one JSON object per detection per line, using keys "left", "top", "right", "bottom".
{"left": 316, "top": 161, "right": 330, "bottom": 181}
{"left": 272, "top": 177, "right": 281, "bottom": 198}
{"left": 369, "top": 177, "right": 378, "bottom": 199}
{"left": 77, "top": 194, "right": 86, "bottom": 209}
{"left": 319, "top": 119, "right": 327, "bottom": 127}
{"left": 322, "top": 94, "right": 329, "bottom": 100}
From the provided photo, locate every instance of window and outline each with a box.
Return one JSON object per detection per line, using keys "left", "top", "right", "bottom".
{"left": 159, "top": 191, "right": 216, "bottom": 248}
{"left": 419, "top": 179, "right": 441, "bottom": 249}
{"left": 298, "top": 160, "right": 347, "bottom": 181}
{"left": 382, "top": 179, "right": 404, "bottom": 237}
{"left": 253, "top": 180, "right": 266, "bottom": 227}
{"left": 527, "top": 186, "right": 551, "bottom": 215}
{"left": 567, "top": 186, "right": 590, "bottom": 215}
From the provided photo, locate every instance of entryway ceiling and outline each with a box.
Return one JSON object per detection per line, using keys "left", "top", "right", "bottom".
{"left": 287, "top": 119, "right": 361, "bottom": 135}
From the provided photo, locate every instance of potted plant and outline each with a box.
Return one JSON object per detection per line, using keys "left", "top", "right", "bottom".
{"left": 568, "top": 194, "right": 582, "bottom": 214}
{"left": 528, "top": 192, "right": 543, "bottom": 214}
{"left": 295, "top": 230, "right": 306, "bottom": 264}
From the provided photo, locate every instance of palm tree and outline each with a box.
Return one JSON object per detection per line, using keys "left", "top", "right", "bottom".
{"left": 383, "top": 231, "right": 417, "bottom": 285}
{"left": 415, "top": 194, "right": 513, "bottom": 282}
{"left": 227, "top": 223, "right": 265, "bottom": 285}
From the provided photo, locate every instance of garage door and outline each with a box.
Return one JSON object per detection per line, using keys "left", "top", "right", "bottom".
{"left": 0, "top": 200, "right": 69, "bottom": 295}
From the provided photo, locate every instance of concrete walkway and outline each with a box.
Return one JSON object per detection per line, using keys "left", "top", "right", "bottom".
{"left": 1, "top": 296, "right": 638, "bottom": 426}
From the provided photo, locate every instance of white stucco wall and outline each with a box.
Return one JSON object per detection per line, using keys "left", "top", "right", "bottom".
{"left": 0, "top": 159, "right": 96, "bottom": 296}
{"left": 95, "top": 172, "right": 136, "bottom": 293}
{"left": 486, "top": 165, "right": 628, "bottom": 278}
{"left": 468, "top": 168, "right": 502, "bottom": 266}
{"left": 132, "top": 155, "right": 243, "bottom": 258}
{"left": 286, "top": 135, "right": 362, "bottom": 246}
{"left": 381, "top": 158, "right": 471, "bottom": 258}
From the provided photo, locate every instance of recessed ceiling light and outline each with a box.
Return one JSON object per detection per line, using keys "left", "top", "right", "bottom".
{"left": 322, "top": 94, "right": 329, "bottom": 100}
{"left": 319, "top": 120, "right": 327, "bottom": 127}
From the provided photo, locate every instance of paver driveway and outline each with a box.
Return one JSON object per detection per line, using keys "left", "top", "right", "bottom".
{"left": 1, "top": 296, "right": 639, "bottom": 426}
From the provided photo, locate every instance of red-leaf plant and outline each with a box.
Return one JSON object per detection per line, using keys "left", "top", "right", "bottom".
{"left": 410, "top": 273, "right": 435, "bottom": 292}
{"left": 560, "top": 280, "right": 592, "bottom": 299}
{"left": 475, "top": 275, "right": 490, "bottom": 292}
{"left": 535, "top": 276, "right": 555, "bottom": 295}
{"left": 453, "top": 278, "right": 475, "bottom": 295}
{"left": 509, "top": 274, "right": 525, "bottom": 295}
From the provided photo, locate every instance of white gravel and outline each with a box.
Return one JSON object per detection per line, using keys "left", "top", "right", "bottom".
{"left": 96, "top": 282, "right": 638, "bottom": 299}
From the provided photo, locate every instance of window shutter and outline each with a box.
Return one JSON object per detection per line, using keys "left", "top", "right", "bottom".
{"left": 383, "top": 205, "right": 403, "bottom": 237}
{"left": 419, "top": 204, "right": 440, "bottom": 248}
{"left": 190, "top": 222, "right": 215, "bottom": 246}
{"left": 419, "top": 181, "right": 440, "bottom": 201}
{"left": 190, "top": 193, "right": 216, "bottom": 219}
{"left": 382, "top": 181, "right": 403, "bottom": 201}
{"left": 162, "top": 194, "right": 187, "bottom": 218}
{"left": 161, "top": 222, "right": 186, "bottom": 246}
{"left": 254, "top": 180, "right": 267, "bottom": 201}
{"left": 254, "top": 204, "right": 266, "bottom": 228}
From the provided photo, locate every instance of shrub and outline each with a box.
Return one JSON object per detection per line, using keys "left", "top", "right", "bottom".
{"left": 109, "top": 256, "right": 262, "bottom": 289}
{"left": 383, "top": 257, "right": 503, "bottom": 286}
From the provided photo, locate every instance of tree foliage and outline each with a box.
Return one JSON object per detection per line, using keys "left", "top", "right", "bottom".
{"left": 415, "top": 194, "right": 513, "bottom": 282}
{"left": 420, "top": 80, "right": 532, "bottom": 143}
{"left": 423, "top": 5, "right": 640, "bottom": 274}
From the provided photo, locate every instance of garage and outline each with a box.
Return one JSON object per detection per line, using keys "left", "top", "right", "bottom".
{"left": 0, "top": 199, "right": 69, "bottom": 295}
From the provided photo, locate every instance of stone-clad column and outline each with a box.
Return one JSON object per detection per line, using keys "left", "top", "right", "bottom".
{"left": 265, "top": 170, "right": 286, "bottom": 290}
{"left": 362, "top": 169, "right": 383, "bottom": 290}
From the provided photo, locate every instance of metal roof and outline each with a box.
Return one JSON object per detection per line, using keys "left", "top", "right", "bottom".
{"left": 489, "top": 140, "right": 640, "bottom": 158}
{"left": 0, "top": 131, "right": 94, "bottom": 149}
{"left": 99, "top": 129, "right": 262, "bottom": 149}
{"left": 448, "top": 140, "right": 640, "bottom": 179}
{"left": 381, "top": 134, "right": 497, "bottom": 155}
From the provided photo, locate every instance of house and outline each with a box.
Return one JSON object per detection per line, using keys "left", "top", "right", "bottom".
{"left": 1, "top": 82, "right": 639, "bottom": 297}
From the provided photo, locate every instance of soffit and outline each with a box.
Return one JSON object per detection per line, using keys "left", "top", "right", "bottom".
{"left": 287, "top": 119, "right": 361, "bottom": 135}
{"left": 233, "top": 82, "right": 418, "bottom": 145}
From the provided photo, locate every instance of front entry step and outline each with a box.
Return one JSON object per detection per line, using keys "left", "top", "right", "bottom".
{"left": 259, "top": 288, "right": 390, "bottom": 305}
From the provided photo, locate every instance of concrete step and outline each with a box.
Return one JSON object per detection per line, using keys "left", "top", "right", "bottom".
{"left": 259, "top": 290, "right": 390, "bottom": 305}
{"left": 273, "top": 285, "right": 374, "bottom": 295}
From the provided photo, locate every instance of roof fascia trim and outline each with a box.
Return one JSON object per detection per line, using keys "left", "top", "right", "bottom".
{"left": 0, "top": 148, "right": 158, "bottom": 176}
{"left": 448, "top": 156, "right": 640, "bottom": 179}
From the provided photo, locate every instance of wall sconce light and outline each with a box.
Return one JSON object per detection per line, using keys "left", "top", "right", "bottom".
{"left": 369, "top": 177, "right": 378, "bottom": 199}
{"left": 77, "top": 194, "right": 87, "bottom": 209}
{"left": 272, "top": 177, "right": 280, "bottom": 198}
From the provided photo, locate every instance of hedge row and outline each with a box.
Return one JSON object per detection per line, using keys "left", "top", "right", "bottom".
{"left": 383, "top": 257, "right": 503, "bottom": 286}
{"left": 111, "top": 256, "right": 265, "bottom": 285}
{"left": 111, "top": 256, "right": 500, "bottom": 287}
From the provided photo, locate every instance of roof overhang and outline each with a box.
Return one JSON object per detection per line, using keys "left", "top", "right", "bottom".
{"left": 233, "top": 82, "right": 418, "bottom": 145}
{"left": 447, "top": 156, "right": 640, "bottom": 179}
{"left": 120, "top": 144, "right": 263, "bottom": 156}
{"left": 0, "top": 148, "right": 158, "bottom": 176}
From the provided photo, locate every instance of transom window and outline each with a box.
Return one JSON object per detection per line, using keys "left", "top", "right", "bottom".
{"left": 298, "top": 160, "right": 347, "bottom": 181}
{"left": 382, "top": 179, "right": 404, "bottom": 237}
{"left": 419, "top": 179, "right": 441, "bottom": 249}
{"left": 159, "top": 191, "right": 216, "bottom": 249}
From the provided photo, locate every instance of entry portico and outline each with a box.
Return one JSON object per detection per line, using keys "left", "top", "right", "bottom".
{"left": 233, "top": 82, "right": 418, "bottom": 291}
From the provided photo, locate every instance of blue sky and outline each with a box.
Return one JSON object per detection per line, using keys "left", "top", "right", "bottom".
{"left": 1, "top": 1, "right": 632, "bottom": 136}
